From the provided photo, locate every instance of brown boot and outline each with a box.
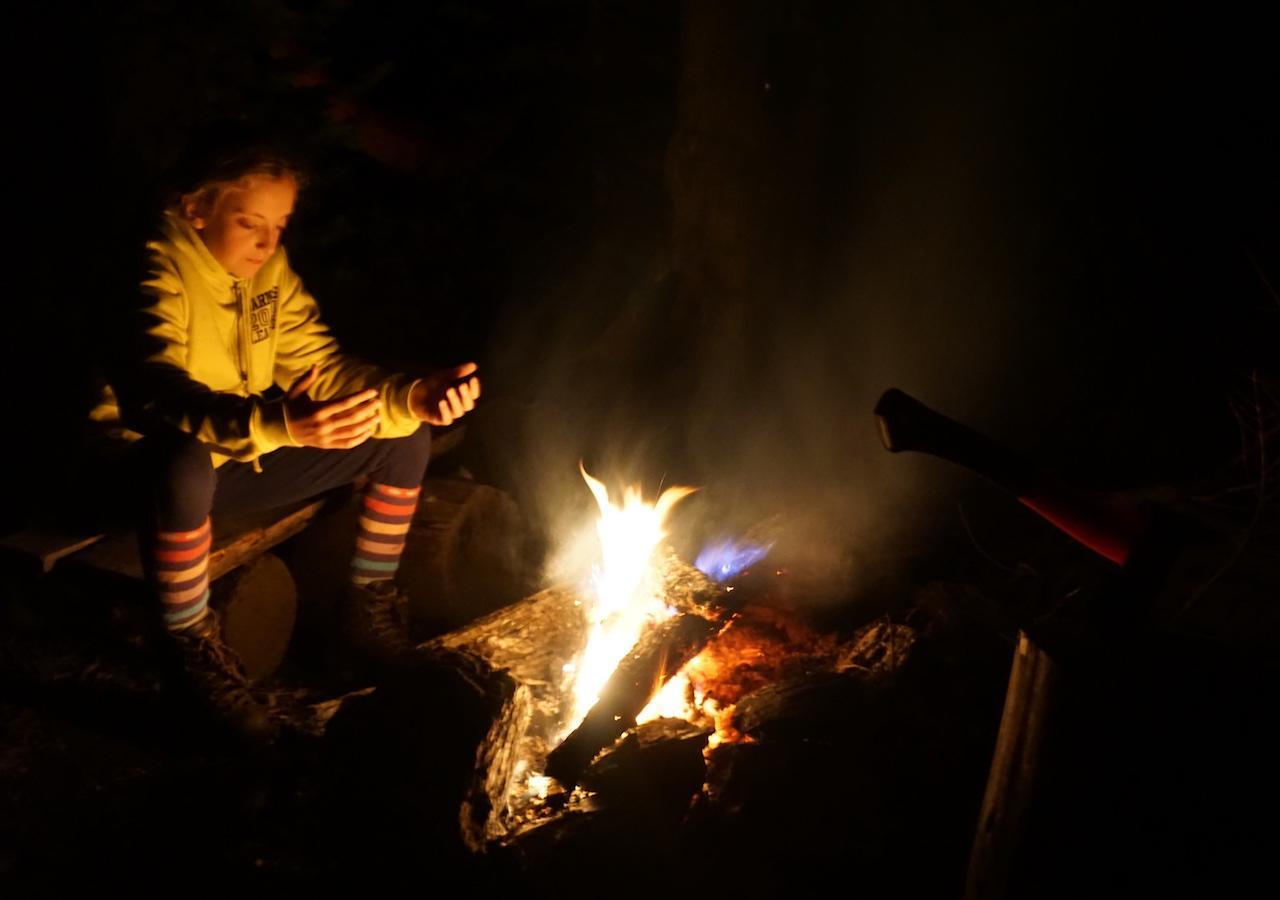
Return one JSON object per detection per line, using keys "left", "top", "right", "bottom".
{"left": 168, "top": 610, "right": 277, "bottom": 746}
{"left": 338, "top": 580, "right": 415, "bottom": 677}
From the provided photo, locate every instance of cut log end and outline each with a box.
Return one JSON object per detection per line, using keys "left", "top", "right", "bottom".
{"left": 214, "top": 552, "right": 297, "bottom": 681}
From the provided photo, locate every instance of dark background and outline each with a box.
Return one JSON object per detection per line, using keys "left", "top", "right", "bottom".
{"left": 4, "top": 1, "right": 1278, "bottom": 894}
{"left": 9, "top": 1, "right": 1276, "bottom": 572}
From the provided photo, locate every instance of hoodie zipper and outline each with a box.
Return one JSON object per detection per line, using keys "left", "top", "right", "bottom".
{"left": 234, "top": 281, "right": 251, "bottom": 392}
{"left": 234, "top": 281, "right": 264, "bottom": 474}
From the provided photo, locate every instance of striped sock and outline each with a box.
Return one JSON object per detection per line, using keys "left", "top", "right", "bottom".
{"left": 351, "top": 482, "right": 419, "bottom": 586}
{"left": 150, "top": 518, "right": 213, "bottom": 630}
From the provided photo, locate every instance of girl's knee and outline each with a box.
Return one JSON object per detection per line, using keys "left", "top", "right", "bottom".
{"left": 403, "top": 424, "right": 433, "bottom": 461}
{"left": 373, "top": 425, "right": 433, "bottom": 484}
{"left": 390, "top": 425, "right": 433, "bottom": 466}
{"left": 142, "top": 432, "right": 216, "bottom": 496}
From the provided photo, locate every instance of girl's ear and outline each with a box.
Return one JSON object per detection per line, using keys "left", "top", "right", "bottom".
{"left": 180, "top": 190, "right": 210, "bottom": 230}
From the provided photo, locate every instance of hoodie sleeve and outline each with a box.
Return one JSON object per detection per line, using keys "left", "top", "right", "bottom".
{"left": 109, "top": 249, "right": 297, "bottom": 461}
{"left": 271, "top": 253, "right": 423, "bottom": 439}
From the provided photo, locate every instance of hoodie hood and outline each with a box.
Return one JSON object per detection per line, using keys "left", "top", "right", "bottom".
{"left": 159, "top": 209, "right": 244, "bottom": 300}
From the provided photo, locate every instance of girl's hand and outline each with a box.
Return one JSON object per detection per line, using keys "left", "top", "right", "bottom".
{"left": 284, "top": 366, "right": 382, "bottom": 449}
{"left": 410, "top": 362, "right": 481, "bottom": 426}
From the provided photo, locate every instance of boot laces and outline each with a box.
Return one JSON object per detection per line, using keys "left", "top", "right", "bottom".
{"left": 173, "top": 619, "right": 257, "bottom": 708}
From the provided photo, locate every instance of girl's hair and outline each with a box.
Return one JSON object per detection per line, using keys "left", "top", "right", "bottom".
{"left": 168, "top": 124, "right": 310, "bottom": 216}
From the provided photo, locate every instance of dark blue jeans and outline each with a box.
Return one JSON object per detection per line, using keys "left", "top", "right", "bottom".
{"left": 136, "top": 427, "right": 433, "bottom": 533}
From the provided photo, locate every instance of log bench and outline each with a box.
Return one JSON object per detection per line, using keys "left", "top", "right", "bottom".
{"left": 0, "top": 426, "right": 468, "bottom": 679}
{"left": 0, "top": 498, "right": 328, "bottom": 582}
{"left": 0, "top": 500, "right": 329, "bottom": 681}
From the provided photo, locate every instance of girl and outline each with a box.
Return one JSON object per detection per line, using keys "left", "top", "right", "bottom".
{"left": 92, "top": 139, "right": 480, "bottom": 742}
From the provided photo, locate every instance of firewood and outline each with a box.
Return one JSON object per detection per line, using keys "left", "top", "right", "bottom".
{"left": 726, "top": 620, "right": 918, "bottom": 739}
{"left": 422, "top": 583, "right": 590, "bottom": 849}
{"left": 70, "top": 498, "right": 327, "bottom": 583}
{"left": 399, "top": 477, "right": 534, "bottom": 634}
{"left": 213, "top": 552, "right": 297, "bottom": 681}
{"left": 316, "top": 645, "right": 511, "bottom": 858}
{"left": 427, "top": 583, "right": 589, "bottom": 690}
{"left": 544, "top": 613, "right": 720, "bottom": 787}
{"left": 964, "top": 631, "right": 1057, "bottom": 900}
{"left": 416, "top": 543, "right": 731, "bottom": 844}
{"left": 580, "top": 717, "right": 712, "bottom": 809}
{"left": 544, "top": 550, "right": 731, "bottom": 788}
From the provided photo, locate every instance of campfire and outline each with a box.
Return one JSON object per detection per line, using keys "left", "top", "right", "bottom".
{"left": 557, "top": 464, "right": 699, "bottom": 745}
{"left": 421, "top": 464, "right": 915, "bottom": 851}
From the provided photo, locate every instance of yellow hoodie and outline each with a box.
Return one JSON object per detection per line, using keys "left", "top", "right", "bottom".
{"left": 90, "top": 209, "right": 422, "bottom": 468}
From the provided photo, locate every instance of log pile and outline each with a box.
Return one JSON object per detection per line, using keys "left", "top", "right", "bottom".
{"left": 417, "top": 544, "right": 730, "bottom": 849}
{"left": 500, "top": 615, "right": 922, "bottom": 886}
{"left": 544, "top": 553, "right": 730, "bottom": 787}
{"left": 318, "top": 528, "right": 918, "bottom": 860}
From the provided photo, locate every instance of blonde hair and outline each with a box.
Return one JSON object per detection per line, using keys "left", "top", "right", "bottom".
{"left": 171, "top": 143, "right": 308, "bottom": 220}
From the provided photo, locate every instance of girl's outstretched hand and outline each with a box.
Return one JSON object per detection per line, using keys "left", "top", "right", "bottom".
{"left": 410, "top": 362, "right": 481, "bottom": 426}
{"left": 283, "top": 365, "right": 382, "bottom": 449}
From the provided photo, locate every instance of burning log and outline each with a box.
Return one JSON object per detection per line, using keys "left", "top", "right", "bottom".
{"left": 311, "top": 629, "right": 556, "bottom": 856}
{"left": 720, "top": 620, "right": 918, "bottom": 739}
{"left": 544, "top": 548, "right": 732, "bottom": 788}
{"left": 414, "top": 543, "right": 731, "bottom": 848}
{"left": 427, "top": 582, "right": 587, "bottom": 691}
{"left": 696, "top": 619, "right": 920, "bottom": 840}
{"left": 577, "top": 717, "right": 713, "bottom": 822}
{"left": 544, "top": 611, "right": 720, "bottom": 788}
{"left": 422, "top": 583, "right": 588, "bottom": 850}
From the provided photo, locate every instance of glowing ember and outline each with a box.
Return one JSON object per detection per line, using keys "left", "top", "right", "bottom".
{"left": 635, "top": 541, "right": 778, "bottom": 728}
{"left": 637, "top": 602, "right": 831, "bottom": 747}
{"left": 558, "top": 464, "right": 697, "bottom": 739}
{"left": 526, "top": 774, "right": 553, "bottom": 800}
{"left": 637, "top": 671, "right": 698, "bottom": 723}
{"left": 686, "top": 605, "right": 837, "bottom": 706}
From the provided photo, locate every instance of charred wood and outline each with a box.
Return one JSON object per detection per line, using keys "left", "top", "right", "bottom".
{"left": 422, "top": 583, "right": 589, "bottom": 848}
{"left": 318, "top": 651, "right": 508, "bottom": 861}
{"left": 545, "top": 613, "right": 720, "bottom": 787}
{"left": 727, "top": 620, "right": 916, "bottom": 739}
{"left": 580, "top": 717, "right": 711, "bottom": 816}
{"left": 834, "top": 620, "right": 919, "bottom": 679}
{"left": 544, "top": 550, "right": 730, "bottom": 788}
{"left": 328, "top": 545, "right": 731, "bottom": 849}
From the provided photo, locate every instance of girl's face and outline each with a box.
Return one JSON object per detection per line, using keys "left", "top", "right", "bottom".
{"left": 186, "top": 174, "right": 297, "bottom": 280}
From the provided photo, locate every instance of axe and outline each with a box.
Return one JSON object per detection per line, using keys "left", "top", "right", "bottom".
{"left": 873, "top": 388, "right": 1149, "bottom": 565}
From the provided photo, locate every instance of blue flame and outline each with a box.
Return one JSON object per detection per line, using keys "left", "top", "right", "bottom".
{"left": 695, "top": 538, "right": 773, "bottom": 583}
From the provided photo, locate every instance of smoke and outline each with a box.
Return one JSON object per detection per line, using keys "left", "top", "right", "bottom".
{"left": 476, "top": 2, "right": 1262, "bottom": 608}
{"left": 476, "top": 5, "right": 1040, "bottom": 606}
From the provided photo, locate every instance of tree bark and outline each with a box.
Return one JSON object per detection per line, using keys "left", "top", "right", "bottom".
{"left": 422, "top": 582, "right": 590, "bottom": 849}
